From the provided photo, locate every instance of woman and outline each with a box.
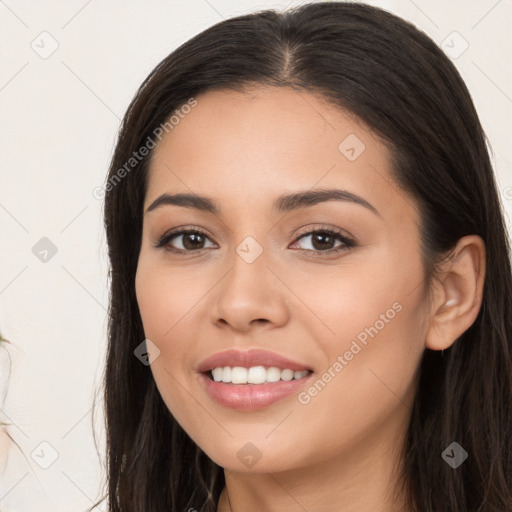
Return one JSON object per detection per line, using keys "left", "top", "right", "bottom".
{"left": 98, "top": 2, "right": 512, "bottom": 511}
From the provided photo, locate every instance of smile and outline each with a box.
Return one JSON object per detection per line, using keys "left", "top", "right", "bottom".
{"left": 210, "top": 365, "right": 311, "bottom": 384}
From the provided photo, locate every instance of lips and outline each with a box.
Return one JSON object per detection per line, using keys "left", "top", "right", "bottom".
{"left": 196, "top": 348, "right": 313, "bottom": 373}
{"left": 195, "top": 349, "right": 315, "bottom": 410}
{"left": 199, "top": 372, "right": 313, "bottom": 410}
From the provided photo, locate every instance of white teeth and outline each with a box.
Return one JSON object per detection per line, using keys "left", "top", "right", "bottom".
{"left": 221, "top": 366, "right": 231, "bottom": 383}
{"left": 210, "top": 366, "right": 311, "bottom": 384}
{"left": 231, "top": 367, "right": 247, "bottom": 384}
{"left": 266, "top": 366, "right": 281, "bottom": 382}
{"left": 281, "top": 369, "right": 294, "bottom": 381}
{"left": 212, "top": 367, "right": 223, "bottom": 381}
{"left": 248, "top": 366, "right": 267, "bottom": 384}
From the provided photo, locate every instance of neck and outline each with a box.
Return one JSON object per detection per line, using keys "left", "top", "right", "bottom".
{"left": 216, "top": 408, "right": 410, "bottom": 512}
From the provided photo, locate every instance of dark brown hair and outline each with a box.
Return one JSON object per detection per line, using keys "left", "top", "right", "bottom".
{"left": 96, "top": 2, "right": 512, "bottom": 510}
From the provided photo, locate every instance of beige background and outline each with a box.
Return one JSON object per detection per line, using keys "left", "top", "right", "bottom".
{"left": 0, "top": 0, "right": 511, "bottom": 510}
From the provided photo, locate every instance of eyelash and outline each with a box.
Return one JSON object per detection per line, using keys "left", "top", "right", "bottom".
{"left": 155, "top": 225, "right": 356, "bottom": 257}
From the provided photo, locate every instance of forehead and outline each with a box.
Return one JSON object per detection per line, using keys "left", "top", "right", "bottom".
{"left": 151, "top": 85, "right": 383, "bottom": 165}
{"left": 145, "top": 86, "right": 415, "bottom": 224}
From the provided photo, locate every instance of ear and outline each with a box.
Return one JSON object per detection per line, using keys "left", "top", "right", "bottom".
{"left": 425, "top": 235, "right": 486, "bottom": 351}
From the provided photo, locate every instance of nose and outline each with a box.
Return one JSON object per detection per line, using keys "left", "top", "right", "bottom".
{"left": 209, "top": 247, "right": 290, "bottom": 333}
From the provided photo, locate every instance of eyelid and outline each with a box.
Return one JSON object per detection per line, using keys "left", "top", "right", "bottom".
{"left": 292, "top": 223, "right": 353, "bottom": 240}
{"left": 290, "top": 224, "right": 356, "bottom": 256}
{"left": 154, "top": 225, "right": 216, "bottom": 249}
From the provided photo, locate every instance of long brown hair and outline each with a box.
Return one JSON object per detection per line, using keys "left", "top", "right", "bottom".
{"left": 96, "top": 2, "right": 512, "bottom": 510}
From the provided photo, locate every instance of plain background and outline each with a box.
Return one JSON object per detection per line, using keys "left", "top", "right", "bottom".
{"left": 0, "top": 1, "right": 511, "bottom": 510}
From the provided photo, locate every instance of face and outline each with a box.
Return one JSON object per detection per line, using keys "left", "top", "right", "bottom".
{"left": 135, "top": 86, "right": 428, "bottom": 473}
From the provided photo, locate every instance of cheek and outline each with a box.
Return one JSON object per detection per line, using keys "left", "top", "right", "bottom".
{"left": 292, "top": 298, "right": 424, "bottom": 467}
{"left": 294, "top": 252, "right": 425, "bottom": 416}
{"left": 134, "top": 259, "right": 192, "bottom": 411}
{"left": 291, "top": 258, "right": 409, "bottom": 351}
{"left": 134, "top": 255, "right": 212, "bottom": 396}
{"left": 135, "top": 261, "right": 197, "bottom": 428}
{"left": 135, "top": 257, "right": 208, "bottom": 341}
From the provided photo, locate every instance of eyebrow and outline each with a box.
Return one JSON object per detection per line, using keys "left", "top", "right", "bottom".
{"left": 145, "top": 188, "right": 380, "bottom": 217}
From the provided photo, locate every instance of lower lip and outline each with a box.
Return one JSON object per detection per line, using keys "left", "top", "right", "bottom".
{"left": 199, "top": 372, "right": 313, "bottom": 411}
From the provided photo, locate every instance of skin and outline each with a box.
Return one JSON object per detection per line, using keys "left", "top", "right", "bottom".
{"left": 135, "top": 86, "right": 486, "bottom": 512}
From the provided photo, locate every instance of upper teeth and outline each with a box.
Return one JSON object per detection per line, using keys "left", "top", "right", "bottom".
{"left": 211, "top": 366, "right": 310, "bottom": 384}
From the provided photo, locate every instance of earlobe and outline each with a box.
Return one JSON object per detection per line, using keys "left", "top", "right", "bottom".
{"left": 425, "top": 235, "right": 486, "bottom": 351}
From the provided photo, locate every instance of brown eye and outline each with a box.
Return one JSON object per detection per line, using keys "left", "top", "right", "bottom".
{"left": 303, "top": 231, "right": 338, "bottom": 250}
{"left": 155, "top": 226, "right": 356, "bottom": 256}
{"left": 290, "top": 228, "right": 356, "bottom": 255}
{"left": 156, "top": 229, "right": 216, "bottom": 253}
{"left": 179, "top": 232, "right": 207, "bottom": 250}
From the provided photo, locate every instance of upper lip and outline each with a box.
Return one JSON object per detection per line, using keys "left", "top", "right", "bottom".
{"left": 197, "top": 349, "right": 313, "bottom": 373}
